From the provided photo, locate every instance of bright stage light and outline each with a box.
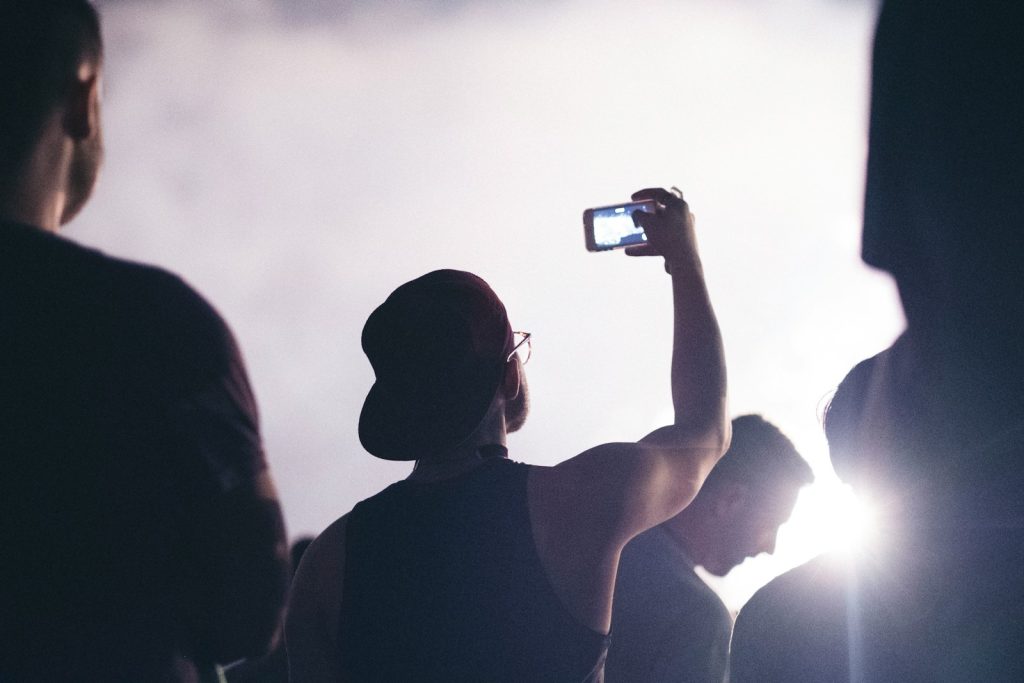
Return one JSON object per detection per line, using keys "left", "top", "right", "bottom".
{"left": 707, "top": 478, "right": 886, "bottom": 612}
{"left": 832, "top": 488, "right": 878, "bottom": 554}
{"left": 773, "top": 481, "right": 879, "bottom": 565}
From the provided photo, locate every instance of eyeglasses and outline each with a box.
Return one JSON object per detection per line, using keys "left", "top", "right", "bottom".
{"left": 507, "top": 331, "right": 532, "bottom": 365}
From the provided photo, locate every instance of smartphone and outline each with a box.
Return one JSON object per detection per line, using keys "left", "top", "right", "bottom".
{"left": 583, "top": 199, "right": 658, "bottom": 252}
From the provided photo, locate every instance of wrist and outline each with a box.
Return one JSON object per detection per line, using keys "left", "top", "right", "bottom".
{"left": 664, "top": 252, "right": 700, "bottom": 275}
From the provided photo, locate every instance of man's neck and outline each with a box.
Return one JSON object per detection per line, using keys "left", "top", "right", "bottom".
{"left": 0, "top": 191, "right": 63, "bottom": 233}
{"left": 408, "top": 444, "right": 508, "bottom": 483}
{"left": 406, "top": 397, "right": 510, "bottom": 482}
{"left": 2, "top": 116, "right": 74, "bottom": 233}
{"left": 658, "top": 514, "right": 700, "bottom": 565}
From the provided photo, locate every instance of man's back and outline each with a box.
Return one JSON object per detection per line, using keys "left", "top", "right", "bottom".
{"left": 606, "top": 527, "right": 731, "bottom": 683}
{"left": 0, "top": 222, "right": 283, "bottom": 680}
{"left": 732, "top": 531, "right": 1024, "bottom": 683}
{"left": 338, "top": 456, "right": 609, "bottom": 682}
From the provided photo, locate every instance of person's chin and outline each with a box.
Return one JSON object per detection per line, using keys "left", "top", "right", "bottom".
{"left": 704, "top": 558, "right": 740, "bottom": 577}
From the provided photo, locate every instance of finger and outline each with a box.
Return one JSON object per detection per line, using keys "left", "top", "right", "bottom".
{"left": 631, "top": 187, "right": 676, "bottom": 204}
{"left": 633, "top": 186, "right": 687, "bottom": 206}
{"left": 632, "top": 209, "right": 656, "bottom": 229}
{"left": 625, "top": 244, "right": 658, "bottom": 257}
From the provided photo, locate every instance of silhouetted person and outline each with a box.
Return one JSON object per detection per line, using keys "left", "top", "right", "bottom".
{"left": 859, "top": 0, "right": 1024, "bottom": 526}
{"left": 732, "top": 1, "right": 1024, "bottom": 679}
{"left": 731, "top": 353, "right": 891, "bottom": 682}
{"left": 286, "top": 188, "right": 730, "bottom": 681}
{"left": 0, "top": 2, "right": 289, "bottom": 680}
{"left": 606, "top": 415, "right": 812, "bottom": 683}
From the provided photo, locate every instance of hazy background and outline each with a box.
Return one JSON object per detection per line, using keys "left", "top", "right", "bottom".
{"left": 77, "top": 0, "right": 901, "bottom": 609}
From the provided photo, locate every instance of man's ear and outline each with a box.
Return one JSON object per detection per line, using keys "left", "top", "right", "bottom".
{"left": 711, "top": 480, "right": 749, "bottom": 520}
{"left": 64, "top": 65, "right": 101, "bottom": 141}
{"left": 502, "top": 360, "right": 521, "bottom": 400}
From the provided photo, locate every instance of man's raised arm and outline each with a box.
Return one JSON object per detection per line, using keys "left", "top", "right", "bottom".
{"left": 533, "top": 187, "right": 729, "bottom": 549}
{"left": 622, "top": 186, "right": 730, "bottom": 530}
{"left": 526, "top": 187, "right": 727, "bottom": 634}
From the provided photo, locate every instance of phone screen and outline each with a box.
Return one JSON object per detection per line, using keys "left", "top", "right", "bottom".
{"left": 584, "top": 200, "right": 657, "bottom": 251}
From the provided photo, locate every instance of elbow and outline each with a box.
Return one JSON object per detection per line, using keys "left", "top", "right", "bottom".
{"left": 675, "top": 399, "right": 731, "bottom": 458}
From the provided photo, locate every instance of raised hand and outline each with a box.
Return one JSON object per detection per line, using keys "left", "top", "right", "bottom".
{"left": 625, "top": 187, "right": 698, "bottom": 271}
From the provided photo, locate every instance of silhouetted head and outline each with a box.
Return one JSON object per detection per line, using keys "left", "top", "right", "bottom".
{"left": 822, "top": 345, "right": 923, "bottom": 495}
{"left": 824, "top": 354, "right": 878, "bottom": 488}
{"left": 0, "top": 0, "right": 103, "bottom": 226}
{"left": 359, "top": 270, "right": 528, "bottom": 461}
{"left": 664, "top": 415, "right": 813, "bottom": 576}
{"left": 864, "top": 0, "right": 1024, "bottom": 346}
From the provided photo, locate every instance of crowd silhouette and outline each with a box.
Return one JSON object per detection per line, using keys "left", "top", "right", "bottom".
{"left": 2, "top": 0, "right": 1023, "bottom": 681}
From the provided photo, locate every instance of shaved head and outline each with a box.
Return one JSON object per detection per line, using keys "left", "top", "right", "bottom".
{"left": 0, "top": 1, "right": 102, "bottom": 190}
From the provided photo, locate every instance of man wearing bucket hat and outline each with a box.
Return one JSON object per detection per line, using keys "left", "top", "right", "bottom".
{"left": 287, "top": 187, "right": 730, "bottom": 681}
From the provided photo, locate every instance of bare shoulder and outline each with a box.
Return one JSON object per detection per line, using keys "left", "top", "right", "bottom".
{"left": 525, "top": 438, "right": 721, "bottom": 632}
{"left": 534, "top": 441, "right": 655, "bottom": 483}
{"left": 304, "top": 514, "right": 349, "bottom": 569}
{"left": 292, "top": 515, "right": 348, "bottom": 593}
{"left": 525, "top": 443, "right": 664, "bottom": 633}
{"left": 286, "top": 514, "right": 349, "bottom": 682}
{"left": 529, "top": 433, "right": 723, "bottom": 553}
{"left": 528, "top": 443, "right": 649, "bottom": 556}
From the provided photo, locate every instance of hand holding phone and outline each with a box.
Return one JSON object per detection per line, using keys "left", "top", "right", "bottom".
{"left": 622, "top": 188, "right": 696, "bottom": 268}
{"left": 583, "top": 200, "right": 658, "bottom": 252}
{"left": 584, "top": 188, "right": 695, "bottom": 265}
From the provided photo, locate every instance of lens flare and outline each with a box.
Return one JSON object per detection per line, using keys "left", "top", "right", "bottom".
{"left": 832, "top": 488, "right": 877, "bottom": 554}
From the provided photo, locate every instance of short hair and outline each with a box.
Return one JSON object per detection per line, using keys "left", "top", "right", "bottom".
{"left": 0, "top": 0, "right": 102, "bottom": 183}
{"left": 823, "top": 355, "right": 876, "bottom": 479}
{"left": 700, "top": 415, "right": 813, "bottom": 499}
{"left": 823, "top": 341, "right": 920, "bottom": 490}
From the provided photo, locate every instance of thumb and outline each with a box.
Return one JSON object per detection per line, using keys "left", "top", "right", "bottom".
{"left": 625, "top": 244, "right": 658, "bottom": 257}
{"left": 632, "top": 209, "right": 656, "bottom": 230}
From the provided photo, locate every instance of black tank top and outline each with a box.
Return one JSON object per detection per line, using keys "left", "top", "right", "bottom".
{"left": 337, "top": 457, "right": 610, "bottom": 681}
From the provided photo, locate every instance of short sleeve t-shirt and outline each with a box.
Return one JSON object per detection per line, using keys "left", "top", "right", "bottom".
{"left": 0, "top": 221, "right": 269, "bottom": 680}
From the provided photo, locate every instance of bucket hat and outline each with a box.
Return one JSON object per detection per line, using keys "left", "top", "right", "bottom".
{"left": 358, "top": 270, "right": 513, "bottom": 460}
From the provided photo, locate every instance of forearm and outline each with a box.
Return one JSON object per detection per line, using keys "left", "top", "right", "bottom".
{"left": 666, "top": 250, "right": 728, "bottom": 449}
{"left": 627, "top": 188, "right": 728, "bottom": 452}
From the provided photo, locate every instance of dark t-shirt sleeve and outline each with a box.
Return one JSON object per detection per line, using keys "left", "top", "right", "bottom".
{"left": 164, "top": 317, "right": 267, "bottom": 496}
{"left": 123, "top": 267, "right": 288, "bottom": 661}
{"left": 123, "top": 268, "right": 268, "bottom": 494}
{"left": 1, "top": 227, "right": 286, "bottom": 675}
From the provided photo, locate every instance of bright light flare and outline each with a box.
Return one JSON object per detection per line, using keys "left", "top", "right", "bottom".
{"left": 696, "top": 476, "right": 886, "bottom": 613}
{"left": 781, "top": 481, "right": 879, "bottom": 562}
{"left": 832, "top": 488, "right": 878, "bottom": 554}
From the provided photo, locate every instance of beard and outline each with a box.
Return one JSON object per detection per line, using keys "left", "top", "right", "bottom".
{"left": 61, "top": 127, "right": 103, "bottom": 225}
{"left": 504, "top": 371, "right": 530, "bottom": 433}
